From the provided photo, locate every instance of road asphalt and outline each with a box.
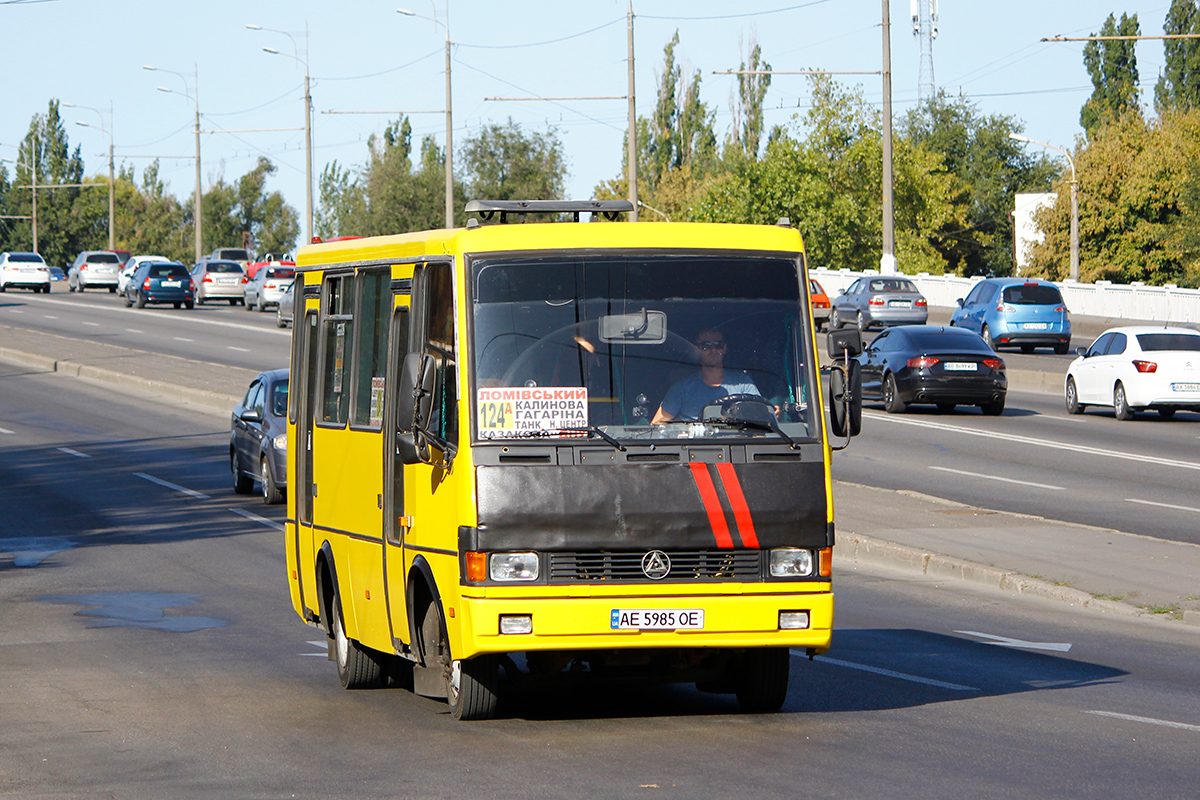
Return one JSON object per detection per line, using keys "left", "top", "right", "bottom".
{"left": 2, "top": 313, "right": 1198, "bottom": 629}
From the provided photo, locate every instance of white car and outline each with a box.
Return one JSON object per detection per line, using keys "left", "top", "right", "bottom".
{"left": 1066, "top": 326, "right": 1200, "bottom": 420}
{"left": 117, "top": 255, "right": 171, "bottom": 295}
{"left": 0, "top": 251, "right": 51, "bottom": 293}
{"left": 244, "top": 264, "right": 295, "bottom": 312}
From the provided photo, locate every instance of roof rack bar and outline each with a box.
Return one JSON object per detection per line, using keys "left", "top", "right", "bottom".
{"left": 465, "top": 199, "right": 634, "bottom": 224}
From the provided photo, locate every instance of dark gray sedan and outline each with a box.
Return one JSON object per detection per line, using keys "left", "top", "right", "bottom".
{"left": 831, "top": 276, "right": 928, "bottom": 332}
{"left": 230, "top": 368, "right": 289, "bottom": 504}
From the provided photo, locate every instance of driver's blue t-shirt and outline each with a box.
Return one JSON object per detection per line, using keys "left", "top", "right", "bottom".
{"left": 659, "top": 372, "right": 761, "bottom": 421}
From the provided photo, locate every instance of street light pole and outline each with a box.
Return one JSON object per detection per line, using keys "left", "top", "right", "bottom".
{"left": 398, "top": 6, "right": 454, "bottom": 229}
{"left": 880, "top": 0, "right": 896, "bottom": 275}
{"left": 1010, "top": 133, "right": 1079, "bottom": 282}
{"left": 66, "top": 101, "right": 116, "bottom": 250}
{"left": 627, "top": 1, "right": 638, "bottom": 222}
{"left": 248, "top": 23, "right": 314, "bottom": 244}
{"left": 145, "top": 65, "right": 203, "bottom": 264}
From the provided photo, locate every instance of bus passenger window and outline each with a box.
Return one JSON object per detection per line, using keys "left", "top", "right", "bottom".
{"left": 352, "top": 270, "right": 391, "bottom": 428}
{"left": 320, "top": 275, "right": 353, "bottom": 426}
{"left": 423, "top": 262, "right": 458, "bottom": 446}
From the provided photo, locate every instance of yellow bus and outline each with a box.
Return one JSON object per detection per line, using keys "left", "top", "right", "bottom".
{"left": 285, "top": 200, "right": 862, "bottom": 719}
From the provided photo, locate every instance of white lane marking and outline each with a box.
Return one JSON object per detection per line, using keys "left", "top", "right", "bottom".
{"left": 125, "top": 328, "right": 145, "bottom": 333}
{"left": 1085, "top": 710, "right": 1200, "bottom": 733}
{"left": 56, "top": 447, "right": 91, "bottom": 459}
{"left": 1126, "top": 498, "right": 1200, "bottom": 515}
{"left": 867, "top": 411, "right": 1200, "bottom": 472}
{"left": 82, "top": 321, "right": 100, "bottom": 327}
{"left": 23, "top": 295, "right": 288, "bottom": 336}
{"left": 929, "top": 466, "right": 1065, "bottom": 491}
{"left": 302, "top": 639, "right": 328, "bottom": 658}
{"left": 797, "top": 652, "right": 980, "bottom": 692}
{"left": 8, "top": 309, "right": 22, "bottom": 314}
{"left": 955, "top": 630, "right": 1072, "bottom": 652}
{"left": 0, "top": 427, "right": 13, "bottom": 435}
{"left": 173, "top": 337, "right": 194, "bottom": 342}
{"left": 227, "top": 346, "right": 250, "bottom": 352}
{"left": 43, "top": 315, "right": 57, "bottom": 319}
{"left": 132, "top": 472, "right": 210, "bottom": 500}
{"left": 229, "top": 507, "right": 285, "bottom": 531}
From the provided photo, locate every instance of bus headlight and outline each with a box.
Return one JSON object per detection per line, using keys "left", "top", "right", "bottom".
{"left": 489, "top": 552, "right": 539, "bottom": 581}
{"left": 769, "top": 548, "right": 814, "bottom": 577}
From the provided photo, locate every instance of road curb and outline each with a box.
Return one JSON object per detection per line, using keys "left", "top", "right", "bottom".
{"left": 0, "top": 347, "right": 240, "bottom": 417}
{"left": 837, "top": 531, "right": 1155, "bottom": 620}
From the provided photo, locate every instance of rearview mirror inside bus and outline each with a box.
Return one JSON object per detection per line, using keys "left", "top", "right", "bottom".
{"left": 598, "top": 309, "right": 667, "bottom": 344}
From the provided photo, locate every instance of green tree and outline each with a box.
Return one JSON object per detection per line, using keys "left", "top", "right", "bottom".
{"left": 8, "top": 100, "right": 87, "bottom": 265}
{"left": 315, "top": 160, "right": 367, "bottom": 239}
{"left": 903, "top": 92, "right": 1058, "bottom": 276}
{"left": 729, "top": 37, "right": 771, "bottom": 162}
{"left": 188, "top": 157, "right": 299, "bottom": 255}
{"left": 1081, "top": 13, "right": 1142, "bottom": 137}
{"left": 1156, "top": 0, "right": 1200, "bottom": 112}
{"left": 460, "top": 118, "right": 566, "bottom": 202}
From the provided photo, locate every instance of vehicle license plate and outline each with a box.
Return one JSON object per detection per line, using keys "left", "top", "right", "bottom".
{"left": 889, "top": 300, "right": 911, "bottom": 308}
{"left": 219, "top": 278, "right": 238, "bottom": 284}
{"left": 944, "top": 362, "right": 977, "bottom": 371}
{"left": 1023, "top": 322, "right": 1048, "bottom": 330}
{"left": 1172, "top": 382, "right": 1200, "bottom": 392}
{"left": 162, "top": 280, "right": 181, "bottom": 287}
{"left": 610, "top": 609, "right": 704, "bottom": 630}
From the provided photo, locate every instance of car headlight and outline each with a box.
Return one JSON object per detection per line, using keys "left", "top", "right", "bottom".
{"left": 489, "top": 552, "right": 539, "bottom": 581}
{"left": 273, "top": 434, "right": 287, "bottom": 450}
{"left": 769, "top": 547, "right": 814, "bottom": 577}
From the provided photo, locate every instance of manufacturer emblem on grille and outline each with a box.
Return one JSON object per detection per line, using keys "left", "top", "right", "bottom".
{"left": 641, "top": 550, "right": 672, "bottom": 580}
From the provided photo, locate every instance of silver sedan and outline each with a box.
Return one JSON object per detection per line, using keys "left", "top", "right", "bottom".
{"left": 831, "top": 276, "right": 928, "bottom": 332}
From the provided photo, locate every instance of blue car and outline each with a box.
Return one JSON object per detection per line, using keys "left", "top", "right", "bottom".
{"left": 949, "top": 277, "right": 1072, "bottom": 354}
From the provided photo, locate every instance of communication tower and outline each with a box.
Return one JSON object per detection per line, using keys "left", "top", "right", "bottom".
{"left": 911, "top": 0, "right": 938, "bottom": 102}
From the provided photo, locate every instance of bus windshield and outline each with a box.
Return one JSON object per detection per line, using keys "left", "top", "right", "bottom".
{"left": 470, "top": 252, "right": 818, "bottom": 443}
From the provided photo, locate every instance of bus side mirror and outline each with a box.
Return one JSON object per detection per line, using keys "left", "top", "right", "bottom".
{"left": 396, "top": 352, "right": 436, "bottom": 465}
{"left": 829, "top": 359, "right": 862, "bottom": 438}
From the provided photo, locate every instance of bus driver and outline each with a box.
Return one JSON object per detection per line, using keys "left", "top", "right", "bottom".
{"left": 651, "top": 328, "right": 762, "bottom": 423}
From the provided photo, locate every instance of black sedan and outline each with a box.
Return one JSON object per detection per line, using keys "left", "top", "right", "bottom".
{"left": 231, "top": 368, "right": 289, "bottom": 504}
{"left": 857, "top": 325, "right": 1007, "bottom": 415}
{"left": 123, "top": 261, "right": 195, "bottom": 309}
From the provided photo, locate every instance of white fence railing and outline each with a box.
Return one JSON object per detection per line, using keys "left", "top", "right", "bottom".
{"left": 810, "top": 268, "right": 1200, "bottom": 324}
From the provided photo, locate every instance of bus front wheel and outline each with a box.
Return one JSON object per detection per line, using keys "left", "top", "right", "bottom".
{"left": 734, "top": 647, "right": 790, "bottom": 713}
{"left": 421, "top": 599, "right": 499, "bottom": 720}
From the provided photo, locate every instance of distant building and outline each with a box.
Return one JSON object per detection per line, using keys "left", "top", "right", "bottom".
{"left": 1013, "top": 193, "right": 1055, "bottom": 276}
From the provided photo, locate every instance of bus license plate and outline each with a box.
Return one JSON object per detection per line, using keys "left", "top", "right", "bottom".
{"left": 1172, "top": 382, "right": 1200, "bottom": 392}
{"left": 944, "top": 362, "right": 977, "bottom": 371}
{"left": 610, "top": 609, "right": 704, "bottom": 630}
{"left": 1023, "top": 323, "right": 1048, "bottom": 330}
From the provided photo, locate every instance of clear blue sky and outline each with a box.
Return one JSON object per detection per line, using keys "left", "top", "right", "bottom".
{"left": 0, "top": 0, "right": 1176, "bottom": 248}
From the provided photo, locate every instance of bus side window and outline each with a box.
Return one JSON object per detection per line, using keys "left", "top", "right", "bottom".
{"left": 320, "top": 275, "right": 353, "bottom": 426}
{"left": 420, "top": 262, "right": 458, "bottom": 447}
{"left": 351, "top": 269, "right": 391, "bottom": 428}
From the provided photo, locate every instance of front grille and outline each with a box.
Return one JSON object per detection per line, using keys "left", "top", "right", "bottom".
{"left": 547, "top": 549, "right": 762, "bottom": 583}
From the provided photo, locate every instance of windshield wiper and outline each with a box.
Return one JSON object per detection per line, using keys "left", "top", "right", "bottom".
{"left": 586, "top": 425, "right": 627, "bottom": 451}
{"left": 701, "top": 416, "right": 800, "bottom": 450}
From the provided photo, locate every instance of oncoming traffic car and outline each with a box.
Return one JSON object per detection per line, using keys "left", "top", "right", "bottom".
{"left": 231, "top": 368, "right": 289, "bottom": 503}
{"left": 857, "top": 325, "right": 1007, "bottom": 415}
{"left": 1066, "top": 326, "right": 1200, "bottom": 420}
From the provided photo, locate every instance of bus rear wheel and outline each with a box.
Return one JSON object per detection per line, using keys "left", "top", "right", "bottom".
{"left": 734, "top": 647, "right": 790, "bottom": 713}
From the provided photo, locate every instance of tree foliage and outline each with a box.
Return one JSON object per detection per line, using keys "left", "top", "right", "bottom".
{"left": 1081, "top": 13, "right": 1142, "bottom": 137}
{"left": 1156, "top": 0, "right": 1200, "bottom": 112}
{"left": 460, "top": 118, "right": 567, "bottom": 202}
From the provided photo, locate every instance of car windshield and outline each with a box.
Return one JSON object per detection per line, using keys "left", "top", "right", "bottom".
{"left": 868, "top": 279, "right": 916, "bottom": 293}
{"left": 470, "top": 252, "right": 818, "bottom": 443}
{"left": 87, "top": 253, "right": 120, "bottom": 264}
{"left": 1136, "top": 333, "right": 1200, "bottom": 351}
{"left": 1002, "top": 283, "right": 1062, "bottom": 305}
{"left": 9, "top": 253, "right": 44, "bottom": 263}
{"left": 905, "top": 330, "right": 992, "bottom": 353}
{"left": 208, "top": 262, "right": 243, "bottom": 273}
{"left": 265, "top": 268, "right": 295, "bottom": 279}
{"left": 149, "top": 264, "right": 189, "bottom": 278}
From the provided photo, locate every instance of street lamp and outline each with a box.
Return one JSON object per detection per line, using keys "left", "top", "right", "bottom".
{"left": 65, "top": 102, "right": 116, "bottom": 250}
{"left": 144, "top": 65, "right": 203, "bottom": 264}
{"left": 1010, "top": 132, "right": 1079, "bottom": 282}
{"left": 248, "top": 23, "right": 314, "bottom": 245}
{"left": 397, "top": 6, "right": 454, "bottom": 229}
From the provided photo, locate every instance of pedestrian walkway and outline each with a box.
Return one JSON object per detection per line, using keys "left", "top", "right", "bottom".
{"left": 3, "top": 321, "right": 1198, "bottom": 628}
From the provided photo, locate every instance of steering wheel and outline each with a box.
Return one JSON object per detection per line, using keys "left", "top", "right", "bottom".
{"left": 700, "top": 393, "right": 775, "bottom": 422}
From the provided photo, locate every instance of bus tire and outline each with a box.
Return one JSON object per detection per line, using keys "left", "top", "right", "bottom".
{"left": 734, "top": 647, "right": 790, "bottom": 713}
{"left": 332, "top": 589, "right": 382, "bottom": 690}
{"left": 421, "top": 598, "right": 499, "bottom": 719}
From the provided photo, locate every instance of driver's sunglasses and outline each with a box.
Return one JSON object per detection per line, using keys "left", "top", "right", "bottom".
{"left": 698, "top": 340, "right": 727, "bottom": 351}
